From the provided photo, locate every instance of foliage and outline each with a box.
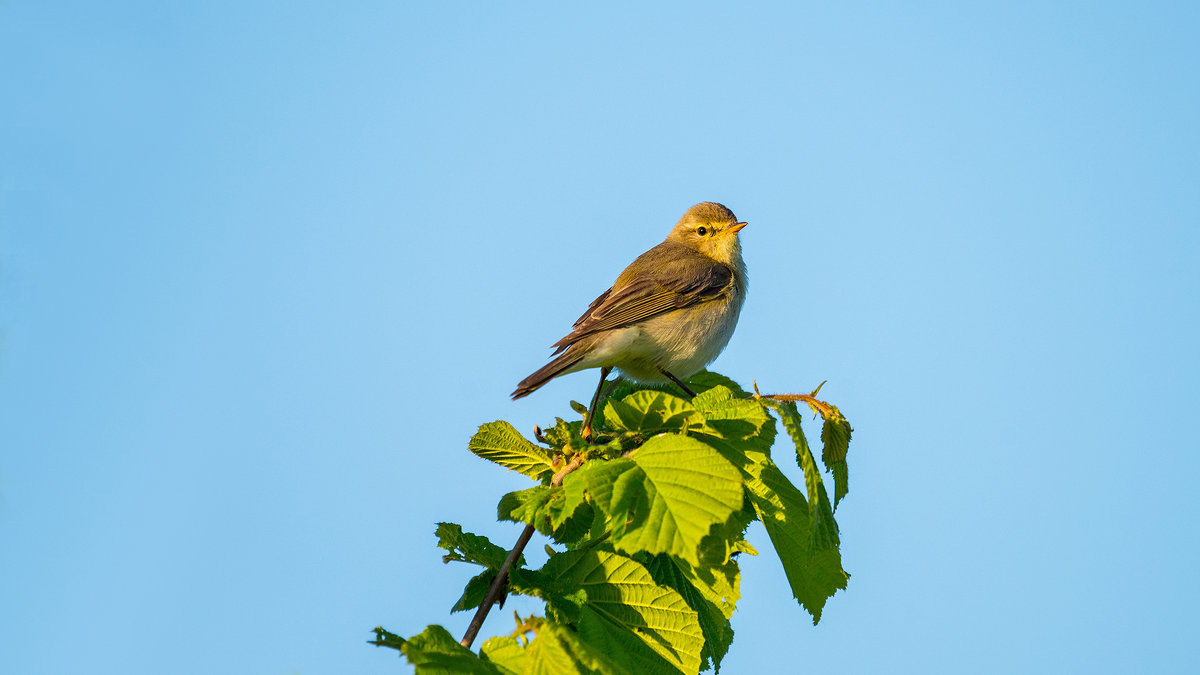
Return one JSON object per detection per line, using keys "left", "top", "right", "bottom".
{"left": 373, "top": 371, "right": 854, "bottom": 674}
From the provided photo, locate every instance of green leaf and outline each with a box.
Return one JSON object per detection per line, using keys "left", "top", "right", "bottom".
{"left": 576, "top": 606, "right": 686, "bottom": 675}
{"left": 435, "top": 522, "right": 509, "bottom": 569}
{"left": 602, "top": 390, "right": 698, "bottom": 434}
{"left": 538, "top": 620, "right": 631, "bottom": 675}
{"left": 525, "top": 626, "right": 586, "bottom": 675}
{"left": 541, "top": 417, "right": 584, "bottom": 451}
{"left": 692, "top": 387, "right": 773, "bottom": 444}
{"left": 469, "top": 421, "right": 555, "bottom": 480}
{"left": 550, "top": 502, "right": 598, "bottom": 545}
{"left": 487, "top": 616, "right": 633, "bottom": 675}
{"left": 480, "top": 635, "right": 527, "bottom": 675}
{"left": 749, "top": 457, "right": 848, "bottom": 623}
{"left": 685, "top": 370, "right": 752, "bottom": 397}
{"left": 688, "top": 384, "right": 736, "bottom": 410}
{"left": 692, "top": 427, "right": 849, "bottom": 624}
{"left": 392, "top": 624, "right": 503, "bottom": 674}
{"left": 821, "top": 416, "right": 852, "bottom": 508}
{"left": 771, "top": 401, "right": 839, "bottom": 549}
{"left": 498, "top": 485, "right": 594, "bottom": 544}
{"left": 498, "top": 486, "right": 559, "bottom": 535}
{"left": 565, "top": 434, "right": 744, "bottom": 565}
{"left": 450, "top": 568, "right": 495, "bottom": 613}
{"left": 642, "top": 554, "right": 740, "bottom": 673}
{"left": 370, "top": 626, "right": 405, "bottom": 651}
{"left": 695, "top": 498, "right": 756, "bottom": 567}
{"left": 563, "top": 457, "right": 635, "bottom": 510}
{"left": 540, "top": 550, "right": 703, "bottom": 674}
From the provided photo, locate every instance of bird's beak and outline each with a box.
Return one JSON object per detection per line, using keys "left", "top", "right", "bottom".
{"left": 726, "top": 221, "right": 748, "bottom": 235}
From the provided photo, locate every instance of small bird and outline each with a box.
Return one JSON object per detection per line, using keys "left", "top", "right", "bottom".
{"left": 512, "top": 202, "right": 748, "bottom": 440}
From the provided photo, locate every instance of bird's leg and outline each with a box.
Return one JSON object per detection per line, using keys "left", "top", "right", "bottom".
{"left": 581, "top": 366, "right": 612, "bottom": 442}
{"left": 659, "top": 368, "right": 697, "bottom": 398}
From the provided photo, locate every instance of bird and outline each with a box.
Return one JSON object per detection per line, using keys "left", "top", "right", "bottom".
{"left": 512, "top": 201, "right": 748, "bottom": 441}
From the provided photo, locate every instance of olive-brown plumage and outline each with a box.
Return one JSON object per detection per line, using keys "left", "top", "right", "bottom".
{"left": 512, "top": 202, "right": 748, "bottom": 440}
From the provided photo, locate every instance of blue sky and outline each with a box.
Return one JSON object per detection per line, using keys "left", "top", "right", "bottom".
{"left": 2, "top": 2, "right": 1197, "bottom": 673}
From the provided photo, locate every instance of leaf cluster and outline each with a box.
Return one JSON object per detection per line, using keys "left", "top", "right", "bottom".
{"left": 374, "top": 371, "right": 853, "bottom": 674}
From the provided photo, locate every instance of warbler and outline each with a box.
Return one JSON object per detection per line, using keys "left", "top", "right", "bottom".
{"left": 512, "top": 201, "right": 748, "bottom": 440}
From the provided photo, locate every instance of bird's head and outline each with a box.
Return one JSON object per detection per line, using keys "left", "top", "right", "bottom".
{"left": 666, "top": 202, "right": 747, "bottom": 266}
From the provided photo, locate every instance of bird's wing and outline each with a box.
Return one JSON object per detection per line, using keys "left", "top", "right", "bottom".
{"left": 550, "top": 246, "right": 734, "bottom": 354}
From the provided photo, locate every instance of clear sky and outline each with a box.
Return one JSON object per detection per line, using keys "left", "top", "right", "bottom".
{"left": 2, "top": 2, "right": 1197, "bottom": 673}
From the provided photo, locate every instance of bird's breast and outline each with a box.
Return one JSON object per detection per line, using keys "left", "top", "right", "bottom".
{"left": 610, "top": 282, "right": 745, "bottom": 382}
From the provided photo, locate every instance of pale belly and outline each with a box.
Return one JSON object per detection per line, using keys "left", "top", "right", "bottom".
{"left": 574, "top": 290, "right": 744, "bottom": 382}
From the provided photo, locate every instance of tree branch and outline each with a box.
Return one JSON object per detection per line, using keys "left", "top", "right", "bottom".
{"left": 459, "top": 452, "right": 588, "bottom": 648}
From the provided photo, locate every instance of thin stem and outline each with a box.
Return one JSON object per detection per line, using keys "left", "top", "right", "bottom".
{"left": 459, "top": 453, "right": 588, "bottom": 648}
{"left": 459, "top": 523, "right": 534, "bottom": 648}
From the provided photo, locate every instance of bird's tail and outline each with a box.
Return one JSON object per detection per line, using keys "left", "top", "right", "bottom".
{"left": 511, "top": 350, "right": 586, "bottom": 399}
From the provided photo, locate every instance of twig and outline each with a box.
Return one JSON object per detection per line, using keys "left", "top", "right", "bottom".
{"left": 459, "top": 524, "right": 534, "bottom": 648}
{"left": 753, "top": 380, "right": 840, "bottom": 419}
{"left": 551, "top": 453, "right": 586, "bottom": 486}
{"left": 459, "top": 453, "right": 588, "bottom": 648}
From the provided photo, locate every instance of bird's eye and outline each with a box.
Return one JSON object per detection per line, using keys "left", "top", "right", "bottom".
{"left": 697, "top": 226, "right": 708, "bottom": 236}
